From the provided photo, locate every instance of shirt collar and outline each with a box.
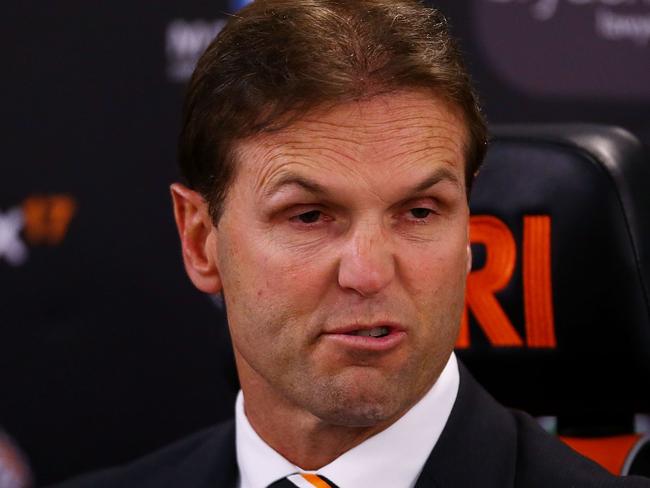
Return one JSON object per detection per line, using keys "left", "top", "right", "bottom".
{"left": 236, "top": 352, "right": 460, "bottom": 488}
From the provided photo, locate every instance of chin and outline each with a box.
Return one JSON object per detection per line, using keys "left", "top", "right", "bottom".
{"left": 319, "top": 402, "right": 398, "bottom": 428}
{"left": 305, "top": 376, "right": 408, "bottom": 428}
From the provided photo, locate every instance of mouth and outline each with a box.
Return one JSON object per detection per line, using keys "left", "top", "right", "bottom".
{"left": 346, "top": 326, "right": 391, "bottom": 338}
{"left": 321, "top": 323, "right": 406, "bottom": 351}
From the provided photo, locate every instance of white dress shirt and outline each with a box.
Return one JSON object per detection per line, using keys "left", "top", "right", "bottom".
{"left": 236, "top": 352, "right": 460, "bottom": 488}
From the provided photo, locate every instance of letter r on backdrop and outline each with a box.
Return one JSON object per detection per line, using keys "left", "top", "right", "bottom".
{"left": 457, "top": 215, "right": 556, "bottom": 349}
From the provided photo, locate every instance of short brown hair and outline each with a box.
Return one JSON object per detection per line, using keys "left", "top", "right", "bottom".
{"left": 179, "top": 0, "right": 487, "bottom": 222}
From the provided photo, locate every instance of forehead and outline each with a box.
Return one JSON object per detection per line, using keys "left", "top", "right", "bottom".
{"left": 232, "top": 90, "right": 468, "bottom": 196}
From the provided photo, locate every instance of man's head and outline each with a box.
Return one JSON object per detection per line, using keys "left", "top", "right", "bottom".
{"left": 172, "top": 0, "right": 485, "bottom": 435}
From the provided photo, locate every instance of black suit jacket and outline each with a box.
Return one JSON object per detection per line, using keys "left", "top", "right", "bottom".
{"left": 50, "top": 364, "right": 650, "bottom": 487}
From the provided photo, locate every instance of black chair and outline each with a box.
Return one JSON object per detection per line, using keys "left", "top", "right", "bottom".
{"left": 459, "top": 124, "right": 650, "bottom": 475}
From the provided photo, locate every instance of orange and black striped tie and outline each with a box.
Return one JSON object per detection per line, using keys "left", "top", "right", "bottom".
{"left": 267, "top": 473, "right": 340, "bottom": 488}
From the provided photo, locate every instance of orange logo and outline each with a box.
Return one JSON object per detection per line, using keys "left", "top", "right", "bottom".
{"left": 22, "top": 195, "right": 76, "bottom": 245}
{"left": 456, "top": 215, "right": 556, "bottom": 349}
{"left": 0, "top": 195, "right": 76, "bottom": 266}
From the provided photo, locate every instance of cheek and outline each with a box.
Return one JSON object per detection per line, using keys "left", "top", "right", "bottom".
{"left": 222, "top": 228, "right": 333, "bottom": 321}
{"left": 403, "top": 237, "right": 468, "bottom": 296}
{"left": 255, "top": 253, "right": 326, "bottom": 301}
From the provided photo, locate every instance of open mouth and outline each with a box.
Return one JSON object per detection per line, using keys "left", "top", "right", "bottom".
{"left": 346, "top": 326, "right": 391, "bottom": 338}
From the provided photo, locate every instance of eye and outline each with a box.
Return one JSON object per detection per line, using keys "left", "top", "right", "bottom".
{"left": 409, "top": 207, "right": 434, "bottom": 219}
{"left": 294, "top": 210, "right": 322, "bottom": 224}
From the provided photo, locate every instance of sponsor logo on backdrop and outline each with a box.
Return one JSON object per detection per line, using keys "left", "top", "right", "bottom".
{"left": 165, "top": 19, "right": 227, "bottom": 82}
{"left": 474, "top": 0, "right": 650, "bottom": 98}
{"left": 596, "top": 6, "right": 650, "bottom": 45}
{"left": 0, "top": 195, "right": 77, "bottom": 266}
{"left": 488, "top": 0, "right": 650, "bottom": 44}
{"left": 230, "top": 0, "right": 254, "bottom": 10}
{"left": 0, "top": 208, "right": 26, "bottom": 266}
{"left": 165, "top": 1, "right": 254, "bottom": 82}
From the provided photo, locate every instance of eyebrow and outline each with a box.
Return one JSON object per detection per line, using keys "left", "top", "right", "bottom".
{"left": 409, "top": 166, "right": 461, "bottom": 193}
{"left": 262, "top": 173, "right": 330, "bottom": 199}
{"left": 262, "top": 165, "right": 461, "bottom": 200}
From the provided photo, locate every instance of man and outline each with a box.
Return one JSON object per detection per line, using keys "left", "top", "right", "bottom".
{"left": 52, "top": 0, "right": 649, "bottom": 487}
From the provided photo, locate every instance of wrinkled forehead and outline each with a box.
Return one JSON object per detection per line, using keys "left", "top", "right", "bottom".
{"left": 230, "top": 90, "right": 470, "bottom": 197}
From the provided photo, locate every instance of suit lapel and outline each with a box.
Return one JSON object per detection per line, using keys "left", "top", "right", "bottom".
{"left": 414, "top": 363, "right": 518, "bottom": 488}
{"left": 167, "top": 420, "right": 238, "bottom": 488}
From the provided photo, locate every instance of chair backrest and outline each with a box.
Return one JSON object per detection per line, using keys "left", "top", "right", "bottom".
{"left": 458, "top": 124, "right": 650, "bottom": 474}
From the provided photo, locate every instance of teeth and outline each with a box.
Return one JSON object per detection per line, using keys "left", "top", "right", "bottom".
{"left": 354, "top": 326, "right": 390, "bottom": 338}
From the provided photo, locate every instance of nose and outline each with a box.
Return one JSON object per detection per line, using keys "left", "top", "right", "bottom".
{"left": 337, "top": 220, "right": 395, "bottom": 297}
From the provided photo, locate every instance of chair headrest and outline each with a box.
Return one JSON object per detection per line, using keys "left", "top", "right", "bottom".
{"left": 458, "top": 125, "right": 650, "bottom": 424}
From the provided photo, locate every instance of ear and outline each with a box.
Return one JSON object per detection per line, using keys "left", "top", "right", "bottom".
{"left": 466, "top": 243, "right": 472, "bottom": 276}
{"left": 170, "top": 183, "right": 222, "bottom": 294}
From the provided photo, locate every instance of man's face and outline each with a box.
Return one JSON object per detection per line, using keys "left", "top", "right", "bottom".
{"left": 214, "top": 90, "right": 469, "bottom": 427}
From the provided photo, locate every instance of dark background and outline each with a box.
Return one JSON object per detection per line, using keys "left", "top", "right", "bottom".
{"left": 2, "top": 0, "right": 649, "bottom": 485}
